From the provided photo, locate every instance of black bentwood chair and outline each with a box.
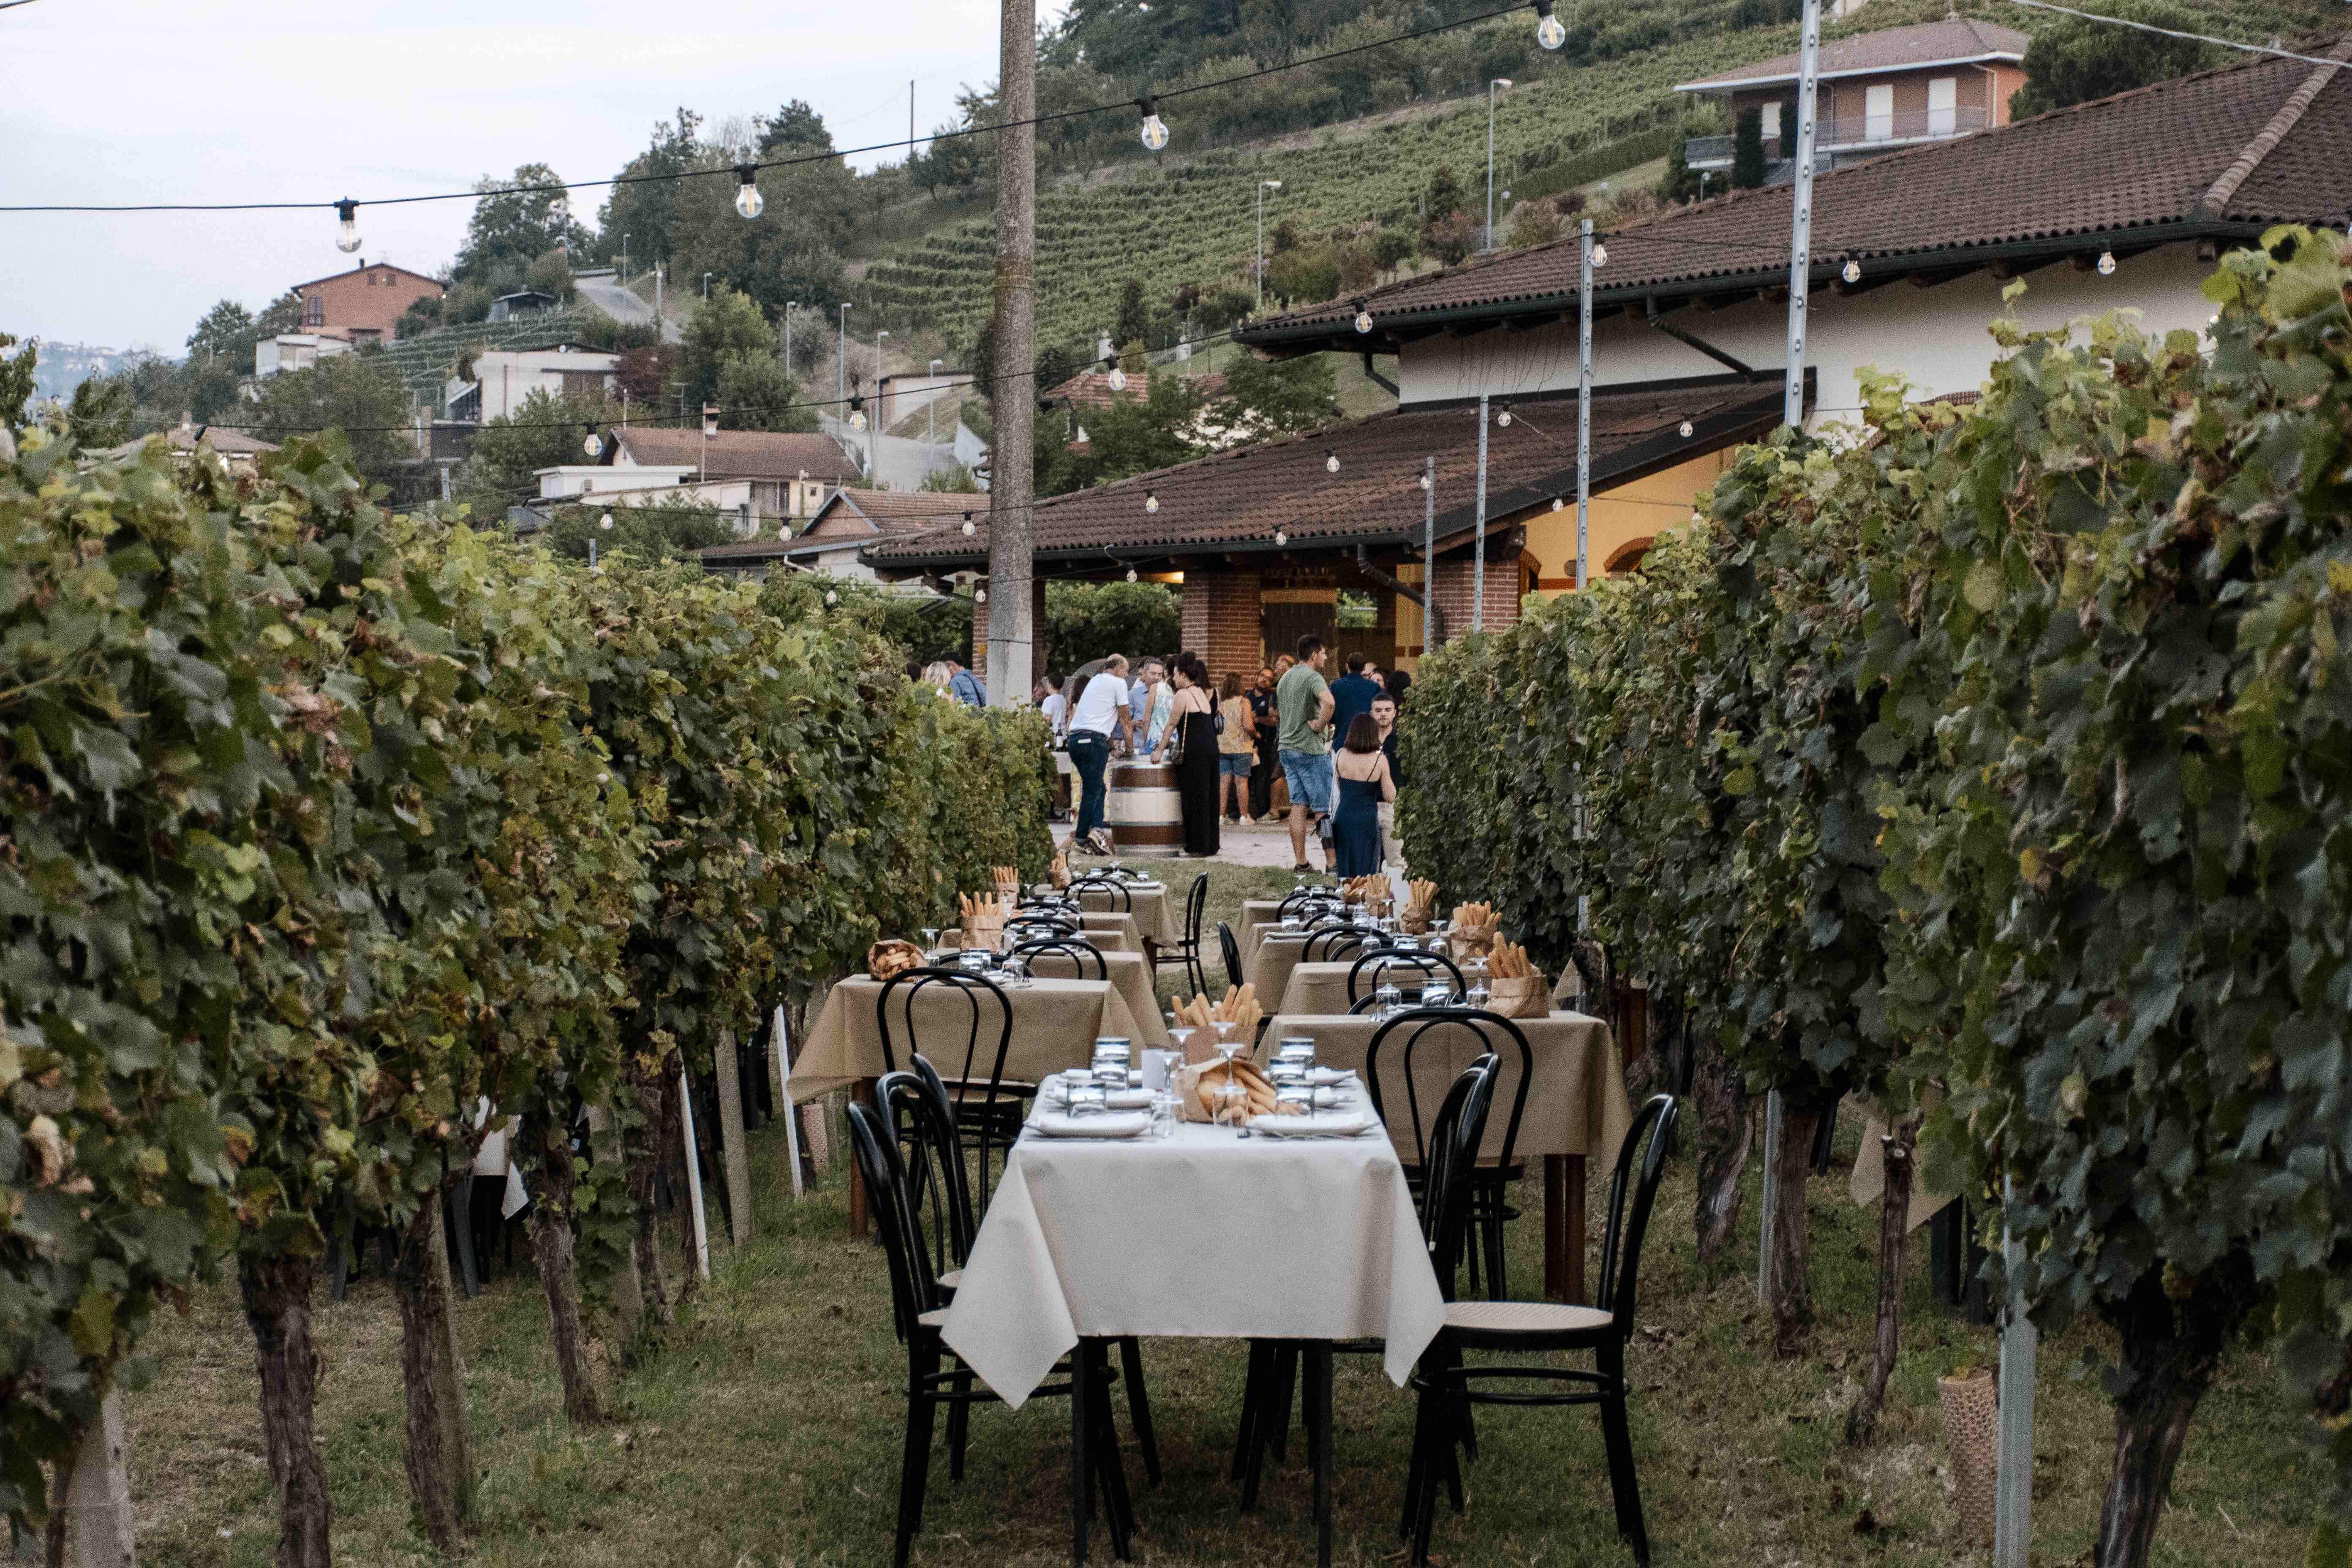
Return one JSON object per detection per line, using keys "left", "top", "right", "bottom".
{"left": 876, "top": 968, "right": 1029, "bottom": 1207}
{"left": 1401, "top": 1092, "right": 1682, "bottom": 1567}
{"left": 1302, "top": 925, "right": 1378, "bottom": 964}
{"left": 1154, "top": 871, "right": 1211, "bottom": 996}
{"left": 846, "top": 1102, "right": 1136, "bottom": 1568}
{"left": 1364, "top": 1007, "right": 1536, "bottom": 1300}
{"left": 874, "top": 1066, "right": 1161, "bottom": 1488}
{"left": 1007, "top": 911, "right": 1081, "bottom": 942}
{"left": 1010, "top": 935, "right": 1110, "bottom": 980}
{"left": 1218, "top": 920, "right": 1246, "bottom": 991}
{"left": 1067, "top": 873, "right": 1133, "bottom": 912}
{"left": 1346, "top": 947, "right": 1466, "bottom": 1005}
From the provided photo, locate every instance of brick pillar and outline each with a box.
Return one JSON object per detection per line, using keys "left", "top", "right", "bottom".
{"left": 1429, "top": 552, "right": 1526, "bottom": 642}
{"left": 1032, "top": 575, "right": 1051, "bottom": 678}
{"left": 1180, "top": 569, "right": 1264, "bottom": 682}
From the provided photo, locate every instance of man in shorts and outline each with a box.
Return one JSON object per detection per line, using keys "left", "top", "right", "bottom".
{"left": 1275, "top": 634, "right": 1336, "bottom": 873}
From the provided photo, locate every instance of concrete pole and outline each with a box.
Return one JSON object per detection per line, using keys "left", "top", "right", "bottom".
{"left": 1472, "top": 394, "right": 1489, "bottom": 633}
{"left": 985, "top": 0, "right": 1038, "bottom": 708}
{"left": 55, "top": 1390, "right": 135, "bottom": 1568}
{"left": 1784, "top": 0, "right": 1823, "bottom": 430}
{"left": 1759, "top": 1089, "right": 1784, "bottom": 1303}
{"left": 838, "top": 303, "right": 850, "bottom": 419}
{"left": 677, "top": 1065, "right": 712, "bottom": 1279}
{"left": 1577, "top": 219, "right": 1594, "bottom": 591}
{"left": 1996, "top": 1178, "right": 2037, "bottom": 1568}
{"left": 1421, "top": 456, "right": 1435, "bottom": 649}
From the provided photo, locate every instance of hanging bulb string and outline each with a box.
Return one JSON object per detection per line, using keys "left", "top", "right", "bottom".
{"left": 3, "top": 3, "right": 1532, "bottom": 216}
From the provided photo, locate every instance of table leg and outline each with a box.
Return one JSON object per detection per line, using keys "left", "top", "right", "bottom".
{"left": 1072, "top": 1338, "right": 1092, "bottom": 1565}
{"left": 1307, "top": 1342, "right": 1333, "bottom": 1568}
{"left": 847, "top": 1079, "right": 876, "bottom": 1239}
{"left": 1544, "top": 1155, "right": 1589, "bottom": 1304}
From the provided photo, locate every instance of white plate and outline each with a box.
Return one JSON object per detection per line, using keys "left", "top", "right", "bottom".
{"left": 1251, "top": 1111, "right": 1374, "bottom": 1138}
{"left": 1031, "top": 1111, "right": 1154, "bottom": 1138}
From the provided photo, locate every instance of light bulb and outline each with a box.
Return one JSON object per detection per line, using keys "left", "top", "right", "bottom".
{"left": 961, "top": 513, "right": 976, "bottom": 536}
{"left": 1107, "top": 365, "right": 1127, "bottom": 393}
{"left": 1496, "top": 403, "right": 1513, "bottom": 428}
{"left": 975, "top": 587, "right": 988, "bottom": 604}
{"left": 1590, "top": 242, "right": 1607, "bottom": 267}
{"left": 734, "top": 166, "right": 764, "bottom": 220}
{"left": 1274, "top": 529, "right": 1288, "bottom": 547}
{"left": 598, "top": 512, "right": 613, "bottom": 531}
{"left": 1841, "top": 258, "right": 1861, "bottom": 284}
{"left": 1144, "top": 491, "right": 1159, "bottom": 514}
{"left": 1679, "top": 420, "right": 1694, "bottom": 437}
{"left": 1550, "top": 497, "right": 1564, "bottom": 512}
{"left": 334, "top": 199, "right": 361, "bottom": 254}
{"left": 850, "top": 409, "right": 868, "bottom": 432}
{"left": 1418, "top": 471, "right": 1432, "bottom": 492}
{"left": 2096, "top": 249, "right": 2116, "bottom": 275}
{"left": 1354, "top": 308, "right": 1374, "bottom": 335}
{"left": 1126, "top": 566, "right": 1138, "bottom": 583}
{"left": 824, "top": 589, "right": 838, "bottom": 605}
{"left": 1139, "top": 94, "right": 1169, "bottom": 152}
{"left": 583, "top": 429, "right": 602, "bottom": 457}
{"left": 1325, "top": 449, "right": 1339, "bottom": 473}
{"left": 1536, "top": 9, "right": 1567, "bottom": 49}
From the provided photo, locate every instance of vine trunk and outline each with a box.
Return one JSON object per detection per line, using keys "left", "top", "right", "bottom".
{"left": 1691, "top": 1034, "right": 1751, "bottom": 1265}
{"left": 392, "top": 1195, "right": 475, "bottom": 1552}
{"left": 1766, "top": 1095, "right": 1827, "bottom": 1355}
{"left": 2095, "top": 1267, "right": 2252, "bottom": 1568}
{"left": 238, "top": 1251, "right": 332, "bottom": 1568}
{"left": 1845, "top": 1118, "right": 1914, "bottom": 1444}
{"left": 527, "top": 1115, "right": 607, "bottom": 1425}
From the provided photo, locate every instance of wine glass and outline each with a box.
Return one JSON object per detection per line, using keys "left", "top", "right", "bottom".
{"left": 1165, "top": 1010, "right": 1199, "bottom": 1066}
{"left": 1211, "top": 1018, "right": 1244, "bottom": 1126}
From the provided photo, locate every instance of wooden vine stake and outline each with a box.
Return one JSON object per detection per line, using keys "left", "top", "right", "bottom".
{"left": 676, "top": 1064, "right": 712, "bottom": 1280}
{"left": 773, "top": 1003, "right": 805, "bottom": 1199}
{"left": 712, "top": 1027, "right": 753, "bottom": 1246}
{"left": 1995, "top": 1180, "right": 2036, "bottom": 1568}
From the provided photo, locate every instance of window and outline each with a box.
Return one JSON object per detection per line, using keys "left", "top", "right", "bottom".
{"left": 1927, "top": 76, "right": 1957, "bottom": 136}
{"left": 1760, "top": 101, "right": 1781, "bottom": 143}
{"left": 1864, "top": 83, "right": 1895, "bottom": 141}
{"left": 302, "top": 294, "right": 323, "bottom": 327}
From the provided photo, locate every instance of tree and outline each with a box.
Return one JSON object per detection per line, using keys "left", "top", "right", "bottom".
{"left": 455, "top": 164, "right": 592, "bottom": 287}
{"left": 1046, "top": 372, "right": 1208, "bottom": 493}
{"left": 245, "top": 352, "right": 415, "bottom": 486}
{"left": 594, "top": 109, "right": 702, "bottom": 270}
{"left": 1660, "top": 136, "right": 1703, "bottom": 204}
{"left": 919, "top": 463, "right": 982, "bottom": 493}
{"left": 63, "top": 375, "right": 135, "bottom": 447}
{"left": 713, "top": 349, "right": 814, "bottom": 432}
{"left": 1422, "top": 210, "right": 1477, "bottom": 267}
{"left": 1371, "top": 226, "right": 1417, "bottom": 275}
{"left": 537, "top": 495, "right": 733, "bottom": 564}
{"left": 0, "top": 334, "right": 35, "bottom": 430}
{"left": 1731, "top": 106, "right": 1767, "bottom": 189}
{"left": 678, "top": 286, "right": 774, "bottom": 410}
{"left": 617, "top": 343, "right": 673, "bottom": 408}
{"left": 1045, "top": 580, "right": 1181, "bottom": 670}
{"left": 455, "top": 386, "right": 620, "bottom": 519}
{"left": 1265, "top": 244, "right": 1342, "bottom": 305}
{"left": 1210, "top": 351, "right": 1337, "bottom": 443}
{"left": 2011, "top": 4, "right": 2208, "bottom": 117}
{"left": 663, "top": 155, "right": 854, "bottom": 322}
{"left": 758, "top": 98, "right": 834, "bottom": 155}
{"left": 909, "top": 123, "right": 983, "bottom": 198}
{"left": 1424, "top": 166, "right": 1466, "bottom": 223}
{"left": 186, "top": 300, "right": 254, "bottom": 361}
{"left": 1113, "top": 277, "right": 1151, "bottom": 352}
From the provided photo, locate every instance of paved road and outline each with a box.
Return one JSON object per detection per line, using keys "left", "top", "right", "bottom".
{"left": 574, "top": 274, "right": 680, "bottom": 343}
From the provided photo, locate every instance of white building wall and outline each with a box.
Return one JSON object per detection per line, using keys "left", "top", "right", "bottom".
{"left": 1393, "top": 242, "right": 2218, "bottom": 428}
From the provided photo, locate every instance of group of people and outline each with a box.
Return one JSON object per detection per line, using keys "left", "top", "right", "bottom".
{"left": 912, "top": 656, "right": 988, "bottom": 707}
{"left": 1042, "top": 637, "right": 1410, "bottom": 876}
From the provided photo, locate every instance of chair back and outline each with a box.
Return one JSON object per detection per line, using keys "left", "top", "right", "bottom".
{"left": 845, "top": 1100, "right": 942, "bottom": 1342}
{"left": 1361, "top": 1007, "right": 1537, "bottom": 1177}
{"left": 1346, "top": 947, "right": 1464, "bottom": 1003}
{"left": 1181, "top": 872, "right": 1209, "bottom": 947}
{"left": 1420, "top": 1055, "right": 1502, "bottom": 1296}
{"left": 1595, "top": 1094, "right": 1681, "bottom": 1335}
{"left": 874, "top": 1063, "right": 975, "bottom": 1282}
{"left": 1011, "top": 936, "right": 1106, "bottom": 980}
{"left": 1275, "top": 889, "right": 1330, "bottom": 919}
{"left": 1068, "top": 874, "right": 1132, "bottom": 912}
{"left": 875, "top": 968, "right": 1017, "bottom": 1110}
{"left": 1347, "top": 993, "right": 1388, "bottom": 1015}
{"left": 1304, "top": 926, "right": 1374, "bottom": 964}
{"left": 1007, "top": 912, "right": 1078, "bottom": 941}
{"left": 1217, "top": 921, "right": 1244, "bottom": 988}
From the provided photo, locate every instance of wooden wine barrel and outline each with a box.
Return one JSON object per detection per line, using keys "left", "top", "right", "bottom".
{"left": 1106, "top": 758, "right": 1183, "bottom": 856}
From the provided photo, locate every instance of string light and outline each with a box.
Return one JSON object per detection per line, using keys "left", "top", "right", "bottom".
{"left": 1144, "top": 490, "right": 1160, "bottom": 514}
{"left": 598, "top": 512, "right": 613, "bottom": 531}
{"left": 1679, "top": 419, "right": 1694, "bottom": 437}
{"left": 1496, "top": 400, "right": 1513, "bottom": 428}
{"left": 1106, "top": 357, "right": 1127, "bottom": 393}
{"left": 1126, "top": 566, "right": 1138, "bottom": 583}
{"left": 1325, "top": 448, "right": 1339, "bottom": 473}
{"left": 1139, "top": 93, "right": 1170, "bottom": 151}
{"left": 2096, "top": 249, "right": 2116, "bottom": 275}
{"left": 1418, "top": 471, "right": 1432, "bottom": 492}
{"left": 1590, "top": 240, "right": 1607, "bottom": 267}
{"left": 975, "top": 585, "right": 988, "bottom": 604}
{"left": 734, "top": 166, "right": 764, "bottom": 220}
{"left": 334, "top": 199, "right": 360, "bottom": 253}
{"left": 1274, "top": 528, "right": 1289, "bottom": 547}
{"left": 1841, "top": 257, "right": 1861, "bottom": 284}
{"left": 961, "top": 512, "right": 977, "bottom": 536}
{"left": 1353, "top": 300, "right": 1374, "bottom": 334}
{"left": 1550, "top": 497, "right": 1564, "bottom": 511}
{"left": 1533, "top": 0, "right": 1567, "bottom": 49}
{"left": 581, "top": 425, "right": 602, "bottom": 458}
{"left": 824, "top": 589, "right": 838, "bottom": 605}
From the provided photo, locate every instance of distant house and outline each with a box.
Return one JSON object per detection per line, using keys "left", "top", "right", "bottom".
{"left": 727, "top": 487, "right": 991, "bottom": 581}
{"left": 445, "top": 346, "right": 623, "bottom": 423}
{"left": 487, "top": 290, "right": 562, "bottom": 323}
{"left": 1676, "top": 18, "right": 2030, "bottom": 184}
{"left": 253, "top": 333, "right": 352, "bottom": 380}
{"left": 535, "top": 426, "right": 862, "bottom": 537}
{"left": 285, "top": 259, "right": 445, "bottom": 346}
{"left": 1040, "top": 366, "right": 1232, "bottom": 451}
{"left": 102, "top": 419, "right": 280, "bottom": 477}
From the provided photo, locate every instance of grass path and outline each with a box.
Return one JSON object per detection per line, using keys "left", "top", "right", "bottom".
{"left": 125, "top": 865, "right": 2325, "bottom": 1564}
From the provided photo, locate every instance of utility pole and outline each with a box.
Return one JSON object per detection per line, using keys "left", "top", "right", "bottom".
{"left": 929, "top": 357, "right": 944, "bottom": 442}
{"left": 1784, "top": 0, "right": 1822, "bottom": 430}
{"left": 838, "top": 302, "right": 852, "bottom": 420}
{"left": 1472, "top": 394, "right": 1489, "bottom": 633}
{"left": 986, "top": 0, "right": 1037, "bottom": 708}
{"left": 1256, "top": 179, "right": 1282, "bottom": 305}
{"left": 1576, "top": 218, "right": 1593, "bottom": 590}
{"left": 1486, "top": 79, "right": 1513, "bottom": 252}
{"left": 1421, "top": 455, "right": 1436, "bottom": 649}
{"left": 782, "top": 301, "right": 794, "bottom": 378}
{"left": 910, "top": 79, "right": 916, "bottom": 153}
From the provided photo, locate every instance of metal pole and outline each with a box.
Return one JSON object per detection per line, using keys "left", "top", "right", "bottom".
{"left": 1759, "top": 1089, "right": 1784, "bottom": 1303}
{"left": 1486, "top": 82, "right": 1498, "bottom": 252}
{"left": 1577, "top": 219, "right": 1594, "bottom": 591}
{"left": 1784, "top": 0, "right": 1822, "bottom": 430}
{"left": 838, "top": 303, "right": 850, "bottom": 419}
{"left": 985, "top": 0, "right": 1038, "bottom": 708}
{"left": 1422, "top": 456, "right": 1435, "bottom": 649}
{"left": 1995, "top": 1177, "right": 2037, "bottom": 1568}
{"left": 782, "top": 301, "right": 793, "bottom": 380}
{"left": 1257, "top": 184, "right": 1266, "bottom": 305}
{"left": 1472, "top": 393, "right": 1489, "bottom": 634}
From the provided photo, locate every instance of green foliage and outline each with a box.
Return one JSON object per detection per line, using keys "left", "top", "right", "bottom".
{"left": 1046, "top": 580, "right": 1184, "bottom": 670}
{"left": 457, "top": 164, "right": 593, "bottom": 288}
{"left": 0, "top": 335, "right": 35, "bottom": 431}
{"left": 453, "top": 385, "right": 618, "bottom": 518}
{"left": 1114, "top": 278, "right": 1152, "bottom": 350}
{"left": 758, "top": 99, "right": 833, "bottom": 155}
{"left": 245, "top": 352, "right": 415, "bottom": 486}
{"left": 2010, "top": 1, "right": 2209, "bottom": 117}
{"left": 715, "top": 350, "right": 814, "bottom": 433}
{"left": 918, "top": 463, "right": 982, "bottom": 493}
{"left": 680, "top": 286, "right": 776, "bottom": 411}
{"left": 1042, "top": 373, "right": 1209, "bottom": 493}
{"left": 63, "top": 376, "right": 135, "bottom": 448}
{"left": 537, "top": 496, "right": 733, "bottom": 565}
{"left": 1210, "top": 351, "right": 1338, "bottom": 441}
{"left": 594, "top": 109, "right": 702, "bottom": 270}
{"left": 1731, "top": 106, "right": 1766, "bottom": 189}
{"left": 185, "top": 301, "right": 254, "bottom": 361}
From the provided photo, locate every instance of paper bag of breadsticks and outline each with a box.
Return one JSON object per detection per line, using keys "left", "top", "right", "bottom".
{"left": 1485, "top": 936, "right": 1550, "bottom": 1019}
{"left": 1177, "top": 1056, "right": 1276, "bottom": 1124}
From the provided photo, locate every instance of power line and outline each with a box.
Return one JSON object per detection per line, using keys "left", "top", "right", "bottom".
{"left": 0, "top": 3, "right": 1536, "bottom": 217}
{"left": 2006, "top": 2, "right": 2351, "bottom": 71}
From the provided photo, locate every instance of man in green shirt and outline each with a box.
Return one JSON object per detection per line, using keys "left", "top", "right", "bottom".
{"left": 1275, "top": 634, "right": 1336, "bottom": 872}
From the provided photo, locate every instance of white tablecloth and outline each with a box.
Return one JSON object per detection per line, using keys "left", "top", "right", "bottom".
{"left": 941, "top": 1085, "right": 1445, "bottom": 1406}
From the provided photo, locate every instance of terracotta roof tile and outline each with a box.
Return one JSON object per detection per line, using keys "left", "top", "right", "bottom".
{"left": 1676, "top": 17, "right": 2028, "bottom": 90}
{"left": 1242, "top": 54, "right": 2351, "bottom": 350}
{"left": 867, "top": 378, "right": 1785, "bottom": 572}
{"left": 612, "top": 427, "right": 860, "bottom": 482}
{"left": 1043, "top": 368, "right": 1229, "bottom": 409}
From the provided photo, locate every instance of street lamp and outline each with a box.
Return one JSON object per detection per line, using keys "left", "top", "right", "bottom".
{"left": 621, "top": 233, "right": 630, "bottom": 284}
{"left": 702, "top": 271, "right": 713, "bottom": 300}
{"left": 928, "top": 357, "right": 944, "bottom": 442}
{"left": 1256, "top": 178, "right": 1283, "bottom": 306}
{"left": 1487, "top": 79, "right": 1514, "bottom": 253}
{"left": 783, "top": 301, "right": 795, "bottom": 377}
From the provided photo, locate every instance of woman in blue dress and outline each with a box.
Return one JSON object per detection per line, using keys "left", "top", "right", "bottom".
{"left": 1331, "top": 714, "right": 1396, "bottom": 878}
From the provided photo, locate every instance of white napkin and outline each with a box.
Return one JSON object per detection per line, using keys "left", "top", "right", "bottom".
{"left": 1031, "top": 1111, "right": 1154, "bottom": 1138}
{"left": 1306, "top": 1067, "right": 1356, "bottom": 1087}
{"left": 1252, "top": 1110, "right": 1374, "bottom": 1138}
{"left": 1043, "top": 1078, "right": 1153, "bottom": 1111}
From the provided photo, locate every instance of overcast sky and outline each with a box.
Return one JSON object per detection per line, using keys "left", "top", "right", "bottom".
{"left": 3, "top": 0, "right": 1064, "bottom": 354}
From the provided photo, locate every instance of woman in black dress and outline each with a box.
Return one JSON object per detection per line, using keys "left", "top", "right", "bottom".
{"left": 1157, "top": 651, "right": 1221, "bottom": 858}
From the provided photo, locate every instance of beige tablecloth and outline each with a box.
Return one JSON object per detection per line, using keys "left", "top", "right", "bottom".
{"left": 787, "top": 976, "right": 1147, "bottom": 1102}
{"left": 1250, "top": 931, "right": 1315, "bottom": 1013}
{"left": 1237, "top": 900, "right": 1286, "bottom": 966}
{"left": 1077, "top": 910, "right": 1141, "bottom": 953}
{"left": 1021, "top": 947, "right": 1168, "bottom": 1046}
{"left": 1078, "top": 879, "right": 1182, "bottom": 948}
{"left": 1276, "top": 956, "right": 1481, "bottom": 1019}
{"left": 1260, "top": 1009, "right": 1631, "bottom": 1170}
{"left": 941, "top": 1083, "right": 1445, "bottom": 1405}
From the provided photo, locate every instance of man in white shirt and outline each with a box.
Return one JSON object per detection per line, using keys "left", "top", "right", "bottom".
{"left": 1036, "top": 673, "right": 1069, "bottom": 739}
{"left": 1067, "top": 656, "right": 1130, "bottom": 855}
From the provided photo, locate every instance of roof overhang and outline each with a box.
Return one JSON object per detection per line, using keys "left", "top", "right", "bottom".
{"left": 1672, "top": 51, "right": 2024, "bottom": 93}
{"left": 1236, "top": 219, "right": 2265, "bottom": 357}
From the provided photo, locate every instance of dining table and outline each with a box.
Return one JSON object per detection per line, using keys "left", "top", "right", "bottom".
{"left": 788, "top": 972, "right": 1154, "bottom": 1235}
{"left": 1260, "top": 1006, "right": 1631, "bottom": 1304}
{"left": 1274, "top": 955, "right": 1484, "bottom": 1019}
{"left": 1075, "top": 878, "right": 1182, "bottom": 950}
{"left": 942, "top": 1076, "right": 1443, "bottom": 1565}
{"left": 1019, "top": 947, "right": 1170, "bottom": 1049}
{"left": 1247, "top": 927, "right": 1317, "bottom": 1014}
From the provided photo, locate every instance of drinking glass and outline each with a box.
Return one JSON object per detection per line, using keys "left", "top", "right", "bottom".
{"left": 920, "top": 927, "right": 941, "bottom": 957}
{"left": 1166, "top": 1015, "right": 1198, "bottom": 1067}
{"left": 1420, "top": 981, "right": 1453, "bottom": 1010}
{"left": 1211, "top": 1019, "right": 1244, "bottom": 1127}
{"left": 1374, "top": 980, "right": 1403, "bottom": 1019}
{"left": 1066, "top": 1083, "right": 1110, "bottom": 1119}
